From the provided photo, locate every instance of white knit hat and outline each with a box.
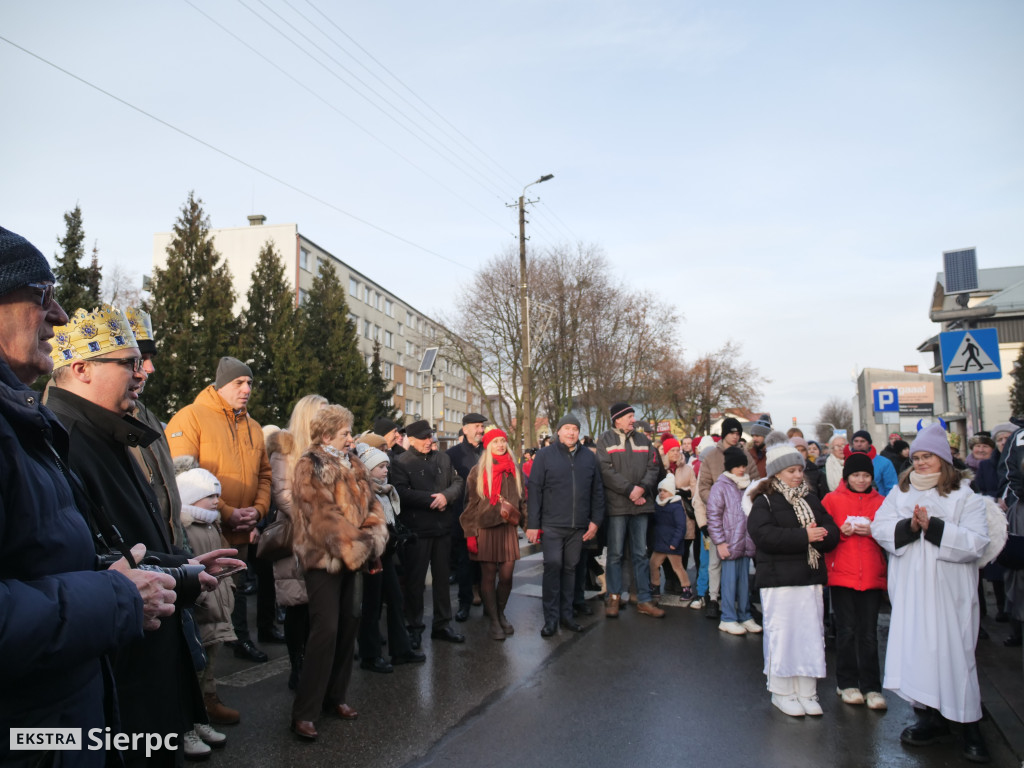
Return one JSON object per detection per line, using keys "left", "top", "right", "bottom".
{"left": 658, "top": 473, "right": 677, "bottom": 495}
{"left": 765, "top": 431, "right": 803, "bottom": 476}
{"left": 355, "top": 443, "right": 390, "bottom": 471}
{"left": 176, "top": 468, "right": 221, "bottom": 506}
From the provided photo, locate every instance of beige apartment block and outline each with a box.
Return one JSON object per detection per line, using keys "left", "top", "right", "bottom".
{"left": 152, "top": 215, "right": 478, "bottom": 438}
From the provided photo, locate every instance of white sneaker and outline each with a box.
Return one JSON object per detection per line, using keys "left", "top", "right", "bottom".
{"left": 864, "top": 691, "right": 887, "bottom": 710}
{"left": 741, "top": 618, "right": 762, "bottom": 634}
{"left": 194, "top": 722, "right": 227, "bottom": 747}
{"left": 799, "top": 696, "right": 824, "bottom": 716}
{"left": 688, "top": 597, "right": 705, "bottom": 610}
{"left": 183, "top": 730, "right": 211, "bottom": 760}
{"left": 837, "top": 687, "right": 864, "bottom": 705}
{"left": 718, "top": 621, "right": 747, "bottom": 635}
{"left": 771, "top": 694, "right": 805, "bottom": 717}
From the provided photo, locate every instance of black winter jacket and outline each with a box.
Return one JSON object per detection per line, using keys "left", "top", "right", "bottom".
{"left": 527, "top": 441, "right": 605, "bottom": 531}
{"left": 392, "top": 447, "right": 464, "bottom": 537}
{"left": 747, "top": 483, "right": 839, "bottom": 589}
{"left": 596, "top": 428, "right": 659, "bottom": 516}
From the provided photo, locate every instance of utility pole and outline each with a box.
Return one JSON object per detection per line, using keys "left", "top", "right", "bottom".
{"left": 515, "top": 174, "right": 553, "bottom": 452}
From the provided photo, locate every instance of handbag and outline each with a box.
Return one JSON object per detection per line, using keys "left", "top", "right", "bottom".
{"left": 257, "top": 515, "right": 293, "bottom": 561}
{"left": 499, "top": 496, "right": 521, "bottom": 526}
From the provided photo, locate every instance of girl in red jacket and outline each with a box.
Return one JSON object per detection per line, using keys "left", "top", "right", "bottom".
{"left": 822, "top": 452, "right": 888, "bottom": 711}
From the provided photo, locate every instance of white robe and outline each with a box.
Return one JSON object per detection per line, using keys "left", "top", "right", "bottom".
{"left": 871, "top": 484, "right": 989, "bottom": 722}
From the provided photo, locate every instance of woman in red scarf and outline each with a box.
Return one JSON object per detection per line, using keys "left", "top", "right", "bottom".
{"left": 460, "top": 429, "right": 527, "bottom": 640}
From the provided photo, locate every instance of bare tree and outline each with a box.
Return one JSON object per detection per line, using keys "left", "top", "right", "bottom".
{"left": 102, "top": 263, "right": 144, "bottom": 307}
{"left": 816, "top": 397, "right": 854, "bottom": 443}
{"left": 662, "top": 341, "right": 764, "bottom": 435}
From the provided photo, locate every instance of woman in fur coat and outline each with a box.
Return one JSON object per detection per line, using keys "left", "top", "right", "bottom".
{"left": 288, "top": 405, "right": 388, "bottom": 741}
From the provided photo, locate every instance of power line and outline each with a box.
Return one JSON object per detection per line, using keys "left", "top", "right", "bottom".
{"left": 0, "top": 34, "right": 474, "bottom": 270}
{"left": 182, "top": 0, "right": 513, "bottom": 235}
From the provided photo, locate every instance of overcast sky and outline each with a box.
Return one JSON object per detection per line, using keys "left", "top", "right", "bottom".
{"left": 2, "top": 1, "right": 1022, "bottom": 431}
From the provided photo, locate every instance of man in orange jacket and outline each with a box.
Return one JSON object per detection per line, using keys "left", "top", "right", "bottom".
{"left": 166, "top": 357, "right": 273, "bottom": 680}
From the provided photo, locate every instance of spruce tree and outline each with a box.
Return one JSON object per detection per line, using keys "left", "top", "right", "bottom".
{"left": 236, "top": 241, "right": 308, "bottom": 427}
{"left": 54, "top": 205, "right": 101, "bottom": 312}
{"left": 146, "top": 192, "right": 237, "bottom": 420}
{"left": 85, "top": 243, "right": 103, "bottom": 304}
{"left": 1010, "top": 348, "right": 1024, "bottom": 417}
{"left": 367, "top": 341, "right": 398, "bottom": 422}
{"left": 298, "top": 260, "right": 372, "bottom": 428}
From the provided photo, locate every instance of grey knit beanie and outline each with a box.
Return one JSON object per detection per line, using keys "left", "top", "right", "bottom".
{"left": 765, "top": 430, "right": 804, "bottom": 476}
{"left": 0, "top": 226, "right": 55, "bottom": 297}
{"left": 215, "top": 356, "right": 253, "bottom": 388}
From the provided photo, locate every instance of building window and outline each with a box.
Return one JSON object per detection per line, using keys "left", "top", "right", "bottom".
{"left": 383, "top": 362, "right": 393, "bottom": 379}
{"left": 363, "top": 320, "right": 372, "bottom": 339}
{"left": 406, "top": 398, "right": 414, "bottom": 414}
{"left": 406, "top": 370, "right": 415, "bottom": 386}
{"left": 363, "top": 285, "right": 371, "bottom": 304}
{"left": 406, "top": 341, "right": 415, "bottom": 355}
{"left": 395, "top": 383, "right": 403, "bottom": 396}
{"left": 384, "top": 330, "right": 393, "bottom": 348}
{"left": 348, "top": 312, "right": 358, "bottom": 327}
{"left": 373, "top": 325, "right": 381, "bottom": 342}
{"left": 349, "top": 277, "right": 359, "bottom": 297}
{"left": 385, "top": 299, "right": 394, "bottom": 317}
{"left": 397, "top": 322, "right": 403, "bottom": 336}
{"left": 298, "top": 288, "right": 308, "bottom": 304}
{"left": 300, "top": 247, "right": 311, "bottom": 272}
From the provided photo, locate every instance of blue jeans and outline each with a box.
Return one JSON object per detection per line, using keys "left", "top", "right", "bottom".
{"left": 606, "top": 514, "right": 651, "bottom": 602}
{"left": 720, "top": 557, "right": 752, "bottom": 623}
{"left": 696, "top": 531, "right": 709, "bottom": 597}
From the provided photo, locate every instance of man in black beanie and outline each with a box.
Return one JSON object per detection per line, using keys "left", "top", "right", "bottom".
{"left": 447, "top": 413, "right": 487, "bottom": 621}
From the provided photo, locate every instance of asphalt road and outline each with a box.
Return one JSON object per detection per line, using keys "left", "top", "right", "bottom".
{"left": 209, "top": 552, "right": 1016, "bottom": 768}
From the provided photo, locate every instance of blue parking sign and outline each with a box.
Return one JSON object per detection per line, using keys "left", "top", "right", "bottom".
{"left": 873, "top": 388, "right": 899, "bottom": 412}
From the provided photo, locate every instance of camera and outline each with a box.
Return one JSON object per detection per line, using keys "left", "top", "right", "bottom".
{"left": 98, "top": 553, "right": 205, "bottom": 609}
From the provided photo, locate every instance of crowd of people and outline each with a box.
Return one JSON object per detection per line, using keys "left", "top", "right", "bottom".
{"left": 0, "top": 223, "right": 1016, "bottom": 766}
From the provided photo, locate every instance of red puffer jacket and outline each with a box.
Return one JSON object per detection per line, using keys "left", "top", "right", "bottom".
{"left": 822, "top": 481, "right": 887, "bottom": 591}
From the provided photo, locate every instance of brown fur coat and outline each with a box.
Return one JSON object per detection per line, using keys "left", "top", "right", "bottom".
{"left": 292, "top": 446, "right": 388, "bottom": 574}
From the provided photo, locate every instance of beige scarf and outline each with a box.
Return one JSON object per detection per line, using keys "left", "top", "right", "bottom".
{"left": 825, "top": 454, "right": 844, "bottom": 491}
{"left": 772, "top": 477, "right": 821, "bottom": 569}
{"left": 909, "top": 471, "right": 940, "bottom": 491}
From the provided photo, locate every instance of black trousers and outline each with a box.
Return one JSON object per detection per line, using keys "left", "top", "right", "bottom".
{"left": 831, "top": 585, "right": 883, "bottom": 692}
{"left": 542, "top": 526, "right": 583, "bottom": 625}
{"left": 358, "top": 549, "right": 413, "bottom": 661}
{"left": 403, "top": 534, "right": 453, "bottom": 630}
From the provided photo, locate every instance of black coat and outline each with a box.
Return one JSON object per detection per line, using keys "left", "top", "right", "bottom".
{"left": 747, "top": 483, "right": 839, "bottom": 589}
{"left": 526, "top": 441, "right": 605, "bottom": 530}
{"left": 392, "top": 447, "right": 464, "bottom": 538}
{"left": 46, "top": 387, "right": 204, "bottom": 765}
{"left": 0, "top": 361, "right": 142, "bottom": 765}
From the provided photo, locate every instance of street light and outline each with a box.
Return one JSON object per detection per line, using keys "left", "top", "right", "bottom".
{"left": 519, "top": 173, "right": 554, "bottom": 450}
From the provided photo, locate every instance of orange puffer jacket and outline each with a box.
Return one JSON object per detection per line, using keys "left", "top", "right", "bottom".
{"left": 822, "top": 481, "right": 887, "bottom": 591}
{"left": 165, "top": 385, "right": 272, "bottom": 546}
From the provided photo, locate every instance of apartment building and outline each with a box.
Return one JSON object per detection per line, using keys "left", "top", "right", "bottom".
{"left": 152, "top": 215, "right": 478, "bottom": 437}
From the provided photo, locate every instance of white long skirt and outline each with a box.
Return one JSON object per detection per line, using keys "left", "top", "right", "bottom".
{"left": 761, "top": 585, "right": 826, "bottom": 684}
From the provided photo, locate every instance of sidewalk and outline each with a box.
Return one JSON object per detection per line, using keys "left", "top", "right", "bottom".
{"left": 977, "top": 608, "right": 1024, "bottom": 761}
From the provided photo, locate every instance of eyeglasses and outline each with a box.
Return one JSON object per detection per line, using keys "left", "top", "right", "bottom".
{"left": 25, "top": 282, "right": 55, "bottom": 309}
{"left": 89, "top": 356, "right": 145, "bottom": 372}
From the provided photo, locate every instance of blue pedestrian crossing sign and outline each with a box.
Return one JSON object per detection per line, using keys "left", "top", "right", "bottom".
{"left": 939, "top": 329, "right": 1002, "bottom": 382}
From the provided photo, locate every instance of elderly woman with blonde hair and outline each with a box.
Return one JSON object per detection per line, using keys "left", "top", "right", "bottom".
{"left": 288, "top": 405, "right": 388, "bottom": 741}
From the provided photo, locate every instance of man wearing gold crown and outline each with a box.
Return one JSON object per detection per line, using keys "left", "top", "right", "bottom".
{"left": 44, "top": 304, "right": 242, "bottom": 767}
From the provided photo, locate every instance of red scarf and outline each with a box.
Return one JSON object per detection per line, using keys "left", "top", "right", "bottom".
{"left": 485, "top": 452, "right": 516, "bottom": 506}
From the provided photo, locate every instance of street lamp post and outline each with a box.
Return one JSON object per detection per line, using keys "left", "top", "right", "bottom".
{"left": 518, "top": 173, "right": 554, "bottom": 451}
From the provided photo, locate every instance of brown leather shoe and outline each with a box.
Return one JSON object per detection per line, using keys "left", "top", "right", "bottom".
{"left": 331, "top": 703, "right": 359, "bottom": 720}
{"left": 636, "top": 601, "right": 666, "bottom": 618}
{"left": 203, "top": 692, "right": 240, "bottom": 725}
{"left": 605, "top": 595, "right": 620, "bottom": 618}
{"left": 291, "top": 720, "right": 318, "bottom": 741}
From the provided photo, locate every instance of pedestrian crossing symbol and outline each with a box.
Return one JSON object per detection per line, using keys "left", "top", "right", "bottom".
{"left": 939, "top": 329, "right": 1002, "bottom": 382}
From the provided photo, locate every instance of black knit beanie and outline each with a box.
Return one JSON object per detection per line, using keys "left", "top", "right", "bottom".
{"left": 0, "top": 226, "right": 55, "bottom": 297}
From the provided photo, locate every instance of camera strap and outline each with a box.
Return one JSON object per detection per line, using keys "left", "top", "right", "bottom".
{"left": 44, "top": 439, "right": 139, "bottom": 569}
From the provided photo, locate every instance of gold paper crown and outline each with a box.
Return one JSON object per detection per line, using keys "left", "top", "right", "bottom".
{"left": 51, "top": 305, "right": 139, "bottom": 369}
{"left": 124, "top": 306, "right": 154, "bottom": 343}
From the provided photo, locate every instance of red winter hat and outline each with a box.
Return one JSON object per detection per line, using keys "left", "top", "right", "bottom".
{"left": 661, "top": 436, "right": 680, "bottom": 452}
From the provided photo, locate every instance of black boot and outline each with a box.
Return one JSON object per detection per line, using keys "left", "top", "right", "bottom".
{"left": 962, "top": 721, "right": 991, "bottom": 764}
{"left": 900, "top": 707, "right": 949, "bottom": 746}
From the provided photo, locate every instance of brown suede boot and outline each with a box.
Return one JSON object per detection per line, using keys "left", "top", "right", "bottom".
{"left": 204, "top": 692, "right": 240, "bottom": 725}
{"left": 636, "top": 601, "right": 666, "bottom": 618}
